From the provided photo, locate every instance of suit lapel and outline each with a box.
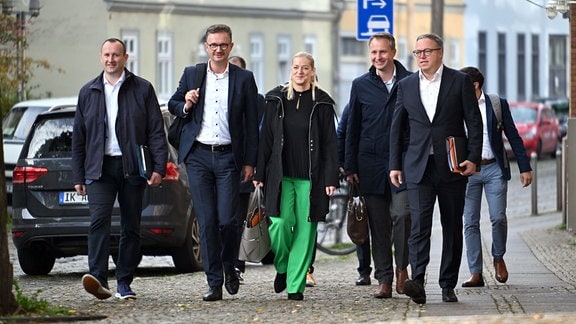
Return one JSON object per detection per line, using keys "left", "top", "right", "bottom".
{"left": 406, "top": 75, "right": 431, "bottom": 125}
{"left": 433, "top": 66, "right": 455, "bottom": 122}
{"left": 227, "top": 65, "right": 237, "bottom": 117}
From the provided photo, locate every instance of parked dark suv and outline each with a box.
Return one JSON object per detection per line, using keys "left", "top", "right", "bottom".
{"left": 11, "top": 105, "right": 202, "bottom": 275}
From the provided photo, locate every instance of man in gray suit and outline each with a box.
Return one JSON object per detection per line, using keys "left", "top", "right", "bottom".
{"left": 389, "top": 33, "right": 483, "bottom": 304}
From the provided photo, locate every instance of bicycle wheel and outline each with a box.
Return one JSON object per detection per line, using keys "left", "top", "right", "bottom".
{"left": 316, "top": 191, "right": 356, "bottom": 256}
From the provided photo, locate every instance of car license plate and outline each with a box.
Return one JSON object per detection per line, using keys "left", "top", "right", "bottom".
{"left": 59, "top": 191, "right": 89, "bottom": 205}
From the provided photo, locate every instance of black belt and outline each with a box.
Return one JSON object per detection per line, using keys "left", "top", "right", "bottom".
{"left": 481, "top": 158, "right": 496, "bottom": 165}
{"left": 104, "top": 155, "right": 122, "bottom": 159}
{"left": 195, "top": 142, "right": 232, "bottom": 152}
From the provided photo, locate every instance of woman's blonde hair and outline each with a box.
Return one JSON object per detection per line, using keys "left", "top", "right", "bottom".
{"left": 283, "top": 51, "right": 328, "bottom": 101}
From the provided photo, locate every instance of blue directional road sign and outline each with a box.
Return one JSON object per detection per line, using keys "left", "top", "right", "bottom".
{"left": 357, "top": 0, "right": 394, "bottom": 41}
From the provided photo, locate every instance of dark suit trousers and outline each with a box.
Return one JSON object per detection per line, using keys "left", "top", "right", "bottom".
{"left": 86, "top": 156, "right": 146, "bottom": 287}
{"left": 407, "top": 156, "right": 466, "bottom": 289}
{"left": 366, "top": 194, "right": 393, "bottom": 284}
{"left": 184, "top": 145, "right": 240, "bottom": 288}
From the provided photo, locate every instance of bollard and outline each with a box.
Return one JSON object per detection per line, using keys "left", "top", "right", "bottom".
{"left": 561, "top": 138, "right": 567, "bottom": 225}
{"left": 531, "top": 152, "right": 538, "bottom": 216}
{"left": 556, "top": 146, "right": 563, "bottom": 212}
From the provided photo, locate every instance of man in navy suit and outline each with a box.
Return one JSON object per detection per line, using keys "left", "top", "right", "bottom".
{"left": 459, "top": 67, "right": 532, "bottom": 288}
{"left": 168, "top": 24, "right": 259, "bottom": 301}
{"left": 344, "top": 32, "right": 412, "bottom": 298}
{"left": 389, "top": 33, "right": 483, "bottom": 304}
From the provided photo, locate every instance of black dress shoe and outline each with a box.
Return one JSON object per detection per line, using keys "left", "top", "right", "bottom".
{"left": 287, "top": 292, "right": 303, "bottom": 300}
{"left": 442, "top": 288, "right": 458, "bottom": 302}
{"left": 224, "top": 272, "right": 240, "bottom": 295}
{"left": 203, "top": 287, "right": 223, "bottom": 301}
{"left": 355, "top": 274, "right": 371, "bottom": 286}
{"left": 403, "top": 280, "right": 426, "bottom": 304}
{"left": 274, "top": 273, "right": 287, "bottom": 293}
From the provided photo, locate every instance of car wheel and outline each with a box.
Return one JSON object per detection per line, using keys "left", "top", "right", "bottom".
{"left": 172, "top": 209, "right": 203, "bottom": 273}
{"left": 17, "top": 245, "right": 56, "bottom": 275}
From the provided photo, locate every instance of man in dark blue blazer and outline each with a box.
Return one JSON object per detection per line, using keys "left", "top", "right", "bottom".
{"left": 344, "top": 32, "right": 412, "bottom": 298}
{"left": 389, "top": 33, "right": 483, "bottom": 304}
{"left": 459, "top": 67, "right": 532, "bottom": 288}
{"left": 168, "top": 24, "right": 259, "bottom": 302}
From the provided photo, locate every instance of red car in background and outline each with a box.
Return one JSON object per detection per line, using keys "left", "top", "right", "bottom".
{"left": 504, "top": 102, "right": 561, "bottom": 158}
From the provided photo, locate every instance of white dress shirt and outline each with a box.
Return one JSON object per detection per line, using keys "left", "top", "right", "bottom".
{"left": 103, "top": 72, "right": 125, "bottom": 156}
{"left": 478, "top": 92, "right": 495, "bottom": 160}
{"left": 195, "top": 63, "right": 231, "bottom": 145}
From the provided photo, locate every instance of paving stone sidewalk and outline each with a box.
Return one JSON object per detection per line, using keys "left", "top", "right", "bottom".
{"left": 5, "top": 160, "right": 575, "bottom": 323}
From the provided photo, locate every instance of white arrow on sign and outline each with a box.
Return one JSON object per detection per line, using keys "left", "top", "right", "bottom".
{"left": 371, "top": 0, "right": 387, "bottom": 9}
{"left": 363, "top": 0, "right": 386, "bottom": 9}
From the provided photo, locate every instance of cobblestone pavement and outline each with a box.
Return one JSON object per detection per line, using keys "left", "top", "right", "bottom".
{"left": 4, "top": 158, "right": 576, "bottom": 323}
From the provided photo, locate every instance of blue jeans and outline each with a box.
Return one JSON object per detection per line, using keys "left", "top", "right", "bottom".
{"left": 86, "top": 156, "right": 146, "bottom": 287}
{"left": 463, "top": 162, "right": 508, "bottom": 275}
{"left": 185, "top": 145, "right": 240, "bottom": 288}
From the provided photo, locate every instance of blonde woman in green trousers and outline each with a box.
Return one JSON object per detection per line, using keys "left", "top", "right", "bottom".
{"left": 253, "top": 52, "right": 339, "bottom": 301}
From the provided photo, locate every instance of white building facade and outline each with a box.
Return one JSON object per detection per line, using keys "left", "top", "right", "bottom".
{"left": 463, "top": 0, "right": 569, "bottom": 102}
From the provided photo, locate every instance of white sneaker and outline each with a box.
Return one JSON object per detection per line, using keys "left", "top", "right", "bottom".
{"left": 82, "top": 274, "right": 112, "bottom": 299}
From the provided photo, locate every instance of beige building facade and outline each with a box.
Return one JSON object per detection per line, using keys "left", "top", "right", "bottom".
{"left": 24, "top": 0, "right": 337, "bottom": 100}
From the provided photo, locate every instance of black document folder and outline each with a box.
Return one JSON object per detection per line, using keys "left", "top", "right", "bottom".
{"left": 446, "top": 136, "right": 467, "bottom": 173}
{"left": 138, "top": 145, "right": 153, "bottom": 180}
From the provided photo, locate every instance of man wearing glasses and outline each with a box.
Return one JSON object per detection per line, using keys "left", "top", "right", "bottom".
{"left": 389, "top": 33, "right": 483, "bottom": 304}
{"left": 168, "top": 24, "right": 260, "bottom": 301}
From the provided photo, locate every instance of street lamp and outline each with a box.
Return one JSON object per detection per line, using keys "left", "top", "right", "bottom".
{"left": 546, "top": 0, "right": 575, "bottom": 19}
{"left": 0, "top": 0, "right": 41, "bottom": 102}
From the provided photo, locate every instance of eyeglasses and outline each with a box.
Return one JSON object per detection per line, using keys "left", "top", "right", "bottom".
{"left": 412, "top": 48, "right": 441, "bottom": 57}
{"left": 207, "top": 43, "right": 230, "bottom": 50}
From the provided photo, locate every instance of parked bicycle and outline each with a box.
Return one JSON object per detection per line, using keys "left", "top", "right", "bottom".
{"left": 316, "top": 180, "right": 356, "bottom": 255}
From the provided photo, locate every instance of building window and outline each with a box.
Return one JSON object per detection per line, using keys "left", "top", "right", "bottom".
{"left": 250, "top": 33, "right": 264, "bottom": 91}
{"left": 304, "top": 35, "right": 317, "bottom": 57}
{"left": 122, "top": 30, "right": 139, "bottom": 75}
{"left": 531, "top": 34, "right": 540, "bottom": 97}
{"left": 549, "top": 35, "right": 567, "bottom": 98}
{"left": 341, "top": 37, "right": 364, "bottom": 57}
{"left": 448, "top": 38, "right": 460, "bottom": 68}
{"left": 157, "top": 32, "right": 173, "bottom": 99}
{"left": 397, "top": 36, "right": 409, "bottom": 67}
{"left": 517, "top": 34, "right": 526, "bottom": 101}
{"left": 478, "top": 31, "right": 487, "bottom": 88}
{"left": 531, "top": 34, "right": 540, "bottom": 99}
{"left": 277, "top": 35, "right": 291, "bottom": 85}
{"left": 497, "top": 33, "right": 506, "bottom": 96}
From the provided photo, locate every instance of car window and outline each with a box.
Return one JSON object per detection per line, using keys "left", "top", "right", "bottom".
{"left": 27, "top": 116, "right": 74, "bottom": 159}
{"left": 510, "top": 107, "right": 537, "bottom": 124}
{"left": 2, "top": 106, "right": 50, "bottom": 140}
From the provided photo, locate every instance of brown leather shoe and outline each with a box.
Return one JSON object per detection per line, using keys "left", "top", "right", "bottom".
{"left": 494, "top": 258, "right": 508, "bottom": 283}
{"left": 461, "top": 273, "right": 485, "bottom": 287}
{"left": 374, "top": 282, "right": 392, "bottom": 298}
{"left": 395, "top": 268, "right": 408, "bottom": 294}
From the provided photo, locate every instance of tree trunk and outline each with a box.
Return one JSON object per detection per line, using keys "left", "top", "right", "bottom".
{"left": 0, "top": 113, "right": 18, "bottom": 315}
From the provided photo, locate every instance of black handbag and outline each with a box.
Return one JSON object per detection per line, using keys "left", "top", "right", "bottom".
{"left": 167, "top": 62, "right": 207, "bottom": 148}
{"left": 346, "top": 182, "right": 369, "bottom": 245}
{"left": 167, "top": 117, "right": 187, "bottom": 148}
